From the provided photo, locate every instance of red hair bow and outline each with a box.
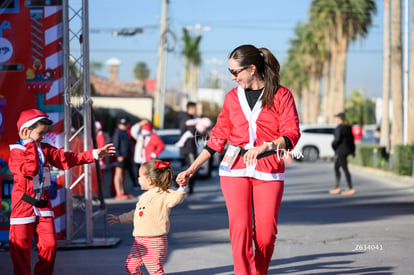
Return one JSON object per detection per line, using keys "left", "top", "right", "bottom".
{"left": 154, "top": 161, "right": 170, "bottom": 170}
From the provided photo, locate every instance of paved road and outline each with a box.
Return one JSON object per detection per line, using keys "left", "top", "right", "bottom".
{"left": 1, "top": 161, "right": 413, "bottom": 274}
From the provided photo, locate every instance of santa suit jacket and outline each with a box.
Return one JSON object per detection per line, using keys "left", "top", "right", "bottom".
{"left": 140, "top": 133, "right": 165, "bottom": 162}
{"left": 206, "top": 86, "right": 300, "bottom": 181}
{"left": 9, "top": 140, "right": 97, "bottom": 225}
{"left": 130, "top": 124, "right": 165, "bottom": 164}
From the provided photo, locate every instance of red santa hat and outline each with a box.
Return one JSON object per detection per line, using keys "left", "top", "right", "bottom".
{"left": 95, "top": 120, "right": 103, "bottom": 130}
{"left": 17, "top": 109, "right": 50, "bottom": 132}
{"left": 141, "top": 123, "right": 153, "bottom": 136}
{"left": 142, "top": 123, "right": 153, "bottom": 132}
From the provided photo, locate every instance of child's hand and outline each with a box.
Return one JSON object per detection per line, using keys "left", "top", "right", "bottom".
{"left": 98, "top": 143, "right": 116, "bottom": 158}
{"left": 176, "top": 169, "right": 193, "bottom": 187}
{"left": 106, "top": 214, "right": 120, "bottom": 225}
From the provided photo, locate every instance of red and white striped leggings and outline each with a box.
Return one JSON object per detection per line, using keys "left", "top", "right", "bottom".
{"left": 125, "top": 235, "right": 168, "bottom": 275}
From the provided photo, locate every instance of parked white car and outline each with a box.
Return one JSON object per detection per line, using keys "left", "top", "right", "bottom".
{"left": 291, "top": 124, "right": 336, "bottom": 162}
{"left": 155, "top": 129, "right": 213, "bottom": 178}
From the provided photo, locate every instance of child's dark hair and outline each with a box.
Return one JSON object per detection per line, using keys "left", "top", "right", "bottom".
{"left": 28, "top": 118, "right": 53, "bottom": 130}
{"left": 141, "top": 160, "right": 173, "bottom": 191}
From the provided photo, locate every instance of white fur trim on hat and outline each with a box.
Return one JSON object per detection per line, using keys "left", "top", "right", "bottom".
{"left": 19, "top": 116, "right": 47, "bottom": 132}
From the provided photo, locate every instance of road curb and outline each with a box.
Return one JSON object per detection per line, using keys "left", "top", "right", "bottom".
{"left": 350, "top": 164, "right": 414, "bottom": 186}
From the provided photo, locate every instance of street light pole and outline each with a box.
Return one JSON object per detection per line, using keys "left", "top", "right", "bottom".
{"left": 154, "top": 0, "right": 168, "bottom": 129}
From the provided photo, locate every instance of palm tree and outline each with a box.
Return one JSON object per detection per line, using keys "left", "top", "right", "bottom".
{"left": 380, "top": 0, "right": 391, "bottom": 150}
{"left": 134, "top": 62, "right": 150, "bottom": 82}
{"left": 290, "top": 22, "right": 322, "bottom": 124}
{"left": 390, "top": 0, "right": 404, "bottom": 147}
{"left": 181, "top": 28, "right": 202, "bottom": 102}
{"left": 281, "top": 29, "right": 310, "bottom": 122}
{"left": 310, "top": 0, "right": 377, "bottom": 123}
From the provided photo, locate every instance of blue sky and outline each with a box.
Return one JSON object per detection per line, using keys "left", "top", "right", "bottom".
{"left": 86, "top": 0, "right": 387, "bottom": 98}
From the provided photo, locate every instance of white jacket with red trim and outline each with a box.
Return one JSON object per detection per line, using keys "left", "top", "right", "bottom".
{"left": 8, "top": 140, "right": 97, "bottom": 225}
{"left": 206, "top": 86, "right": 300, "bottom": 181}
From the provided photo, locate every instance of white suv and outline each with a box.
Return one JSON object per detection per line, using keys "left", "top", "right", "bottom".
{"left": 291, "top": 124, "right": 336, "bottom": 162}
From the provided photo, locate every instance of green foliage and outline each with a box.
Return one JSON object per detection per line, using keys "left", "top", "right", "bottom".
{"left": 345, "top": 89, "right": 376, "bottom": 125}
{"left": 350, "top": 143, "right": 388, "bottom": 168}
{"left": 350, "top": 143, "right": 414, "bottom": 177}
{"left": 393, "top": 145, "right": 414, "bottom": 176}
{"left": 134, "top": 62, "right": 150, "bottom": 81}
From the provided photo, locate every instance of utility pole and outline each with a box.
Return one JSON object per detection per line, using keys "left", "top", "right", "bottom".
{"left": 154, "top": 0, "right": 168, "bottom": 129}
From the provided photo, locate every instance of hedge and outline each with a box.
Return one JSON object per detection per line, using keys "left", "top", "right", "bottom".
{"left": 350, "top": 143, "right": 414, "bottom": 176}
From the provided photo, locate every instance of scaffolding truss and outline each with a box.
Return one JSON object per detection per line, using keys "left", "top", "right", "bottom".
{"left": 61, "top": 0, "right": 119, "bottom": 248}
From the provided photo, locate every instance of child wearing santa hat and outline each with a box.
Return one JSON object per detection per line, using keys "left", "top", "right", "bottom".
{"left": 8, "top": 109, "right": 115, "bottom": 275}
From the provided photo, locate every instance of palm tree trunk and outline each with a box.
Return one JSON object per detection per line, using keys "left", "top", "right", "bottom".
{"left": 391, "top": 0, "right": 404, "bottom": 147}
{"left": 190, "top": 66, "right": 199, "bottom": 101}
{"left": 408, "top": 0, "right": 414, "bottom": 143}
{"left": 329, "top": 43, "right": 340, "bottom": 123}
{"left": 309, "top": 66, "right": 321, "bottom": 124}
{"left": 301, "top": 87, "right": 310, "bottom": 124}
{"left": 184, "top": 60, "right": 191, "bottom": 100}
{"left": 380, "top": 0, "right": 391, "bottom": 150}
{"left": 321, "top": 62, "right": 331, "bottom": 123}
{"left": 334, "top": 37, "right": 348, "bottom": 116}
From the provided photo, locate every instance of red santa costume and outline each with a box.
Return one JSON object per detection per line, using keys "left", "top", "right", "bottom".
{"left": 206, "top": 86, "right": 300, "bottom": 274}
{"left": 8, "top": 109, "right": 101, "bottom": 275}
{"left": 130, "top": 122, "right": 165, "bottom": 164}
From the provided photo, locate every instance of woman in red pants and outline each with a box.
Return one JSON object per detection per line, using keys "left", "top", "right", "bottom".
{"left": 177, "top": 44, "right": 300, "bottom": 275}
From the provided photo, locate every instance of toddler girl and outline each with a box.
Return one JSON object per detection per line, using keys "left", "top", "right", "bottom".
{"left": 107, "top": 160, "right": 186, "bottom": 275}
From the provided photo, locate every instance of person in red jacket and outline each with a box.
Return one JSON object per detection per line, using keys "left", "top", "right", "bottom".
{"left": 177, "top": 44, "right": 300, "bottom": 275}
{"left": 130, "top": 120, "right": 165, "bottom": 173}
{"left": 8, "top": 109, "right": 115, "bottom": 275}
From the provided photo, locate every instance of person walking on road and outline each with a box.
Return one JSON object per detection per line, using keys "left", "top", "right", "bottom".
{"left": 330, "top": 112, "right": 356, "bottom": 195}
{"left": 176, "top": 44, "right": 301, "bottom": 275}
{"left": 107, "top": 160, "right": 186, "bottom": 275}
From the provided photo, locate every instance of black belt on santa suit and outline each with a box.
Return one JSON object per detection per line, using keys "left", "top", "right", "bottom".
{"left": 238, "top": 148, "right": 277, "bottom": 160}
{"left": 21, "top": 193, "right": 49, "bottom": 208}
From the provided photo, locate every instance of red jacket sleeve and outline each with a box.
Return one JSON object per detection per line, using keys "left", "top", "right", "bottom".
{"left": 275, "top": 87, "right": 301, "bottom": 149}
{"left": 42, "top": 143, "right": 95, "bottom": 170}
{"left": 206, "top": 89, "right": 234, "bottom": 153}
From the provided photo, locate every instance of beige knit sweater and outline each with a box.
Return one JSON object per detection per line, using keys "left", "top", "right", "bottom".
{"left": 118, "top": 187, "right": 186, "bottom": 237}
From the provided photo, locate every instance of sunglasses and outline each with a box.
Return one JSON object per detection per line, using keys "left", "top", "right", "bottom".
{"left": 228, "top": 66, "right": 248, "bottom": 77}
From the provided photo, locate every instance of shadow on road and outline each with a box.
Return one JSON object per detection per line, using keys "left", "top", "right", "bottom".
{"left": 168, "top": 252, "right": 394, "bottom": 275}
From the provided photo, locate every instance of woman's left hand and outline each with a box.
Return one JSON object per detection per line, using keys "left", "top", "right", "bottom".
{"left": 243, "top": 144, "right": 267, "bottom": 166}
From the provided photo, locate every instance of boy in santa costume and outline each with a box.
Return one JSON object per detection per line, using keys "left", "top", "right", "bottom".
{"left": 8, "top": 109, "right": 115, "bottom": 275}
